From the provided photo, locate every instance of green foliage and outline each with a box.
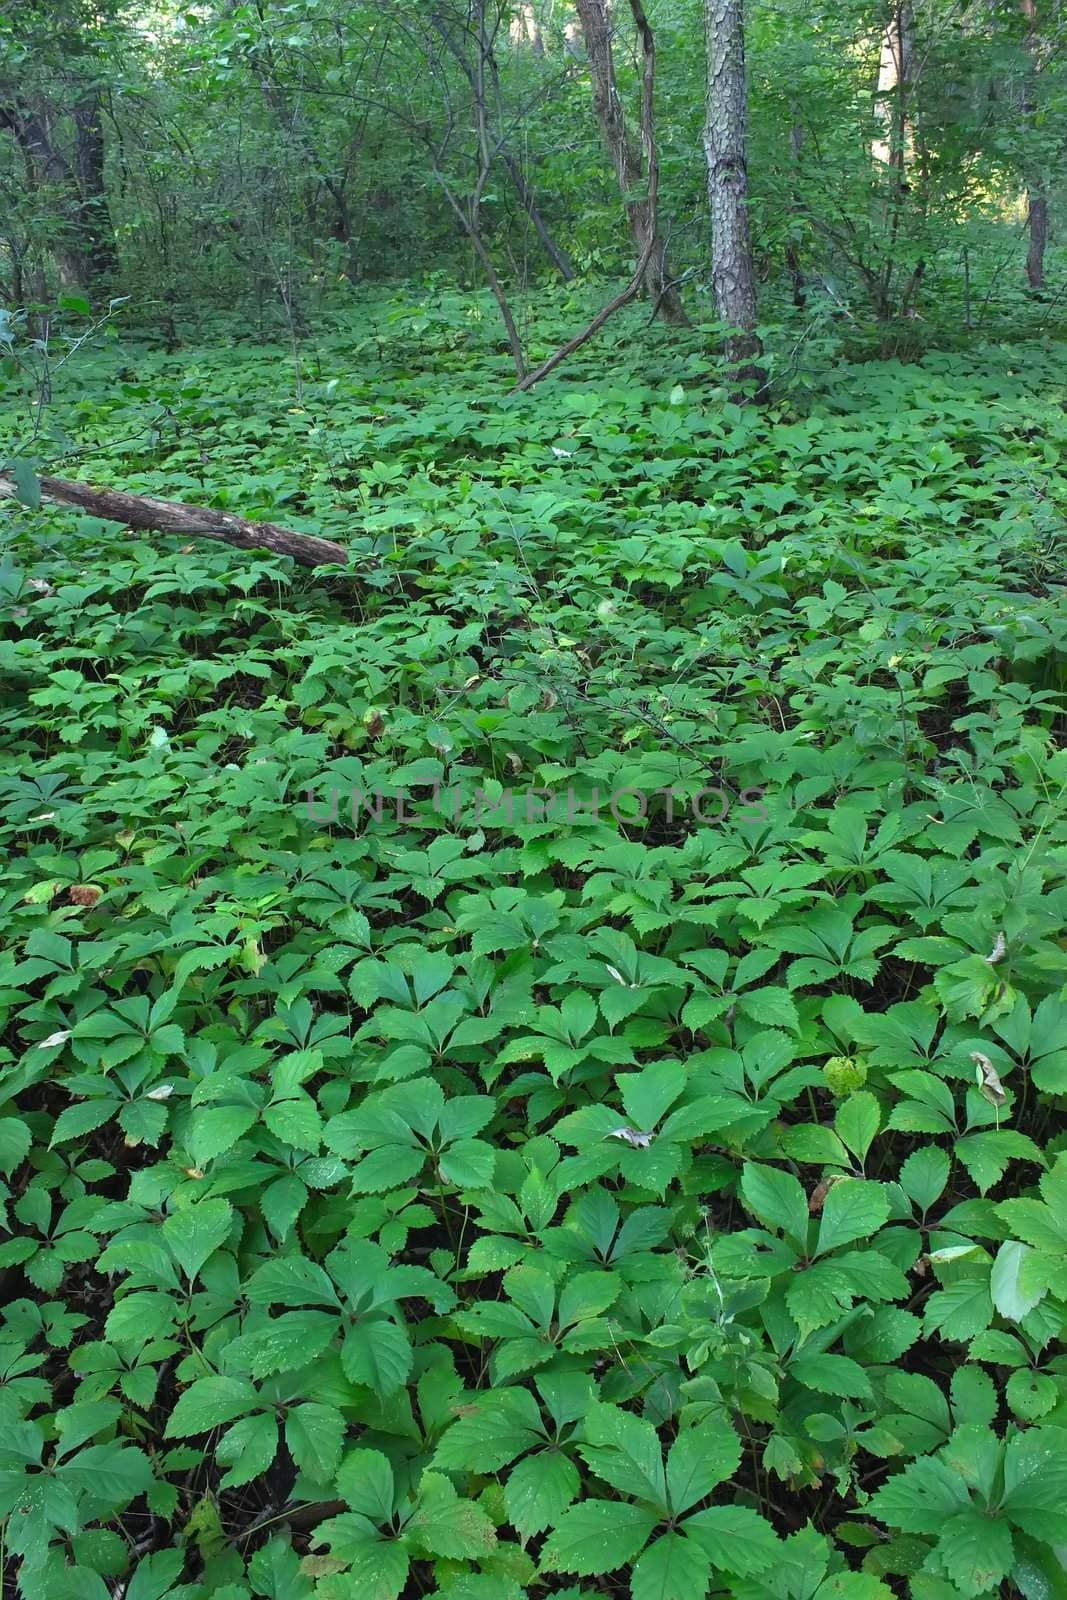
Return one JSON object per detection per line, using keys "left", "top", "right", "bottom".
{"left": 0, "top": 298, "right": 1066, "bottom": 1599}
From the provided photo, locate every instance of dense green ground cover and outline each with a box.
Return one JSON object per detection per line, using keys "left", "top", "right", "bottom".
{"left": 1, "top": 296, "right": 1067, "bottom": 1600}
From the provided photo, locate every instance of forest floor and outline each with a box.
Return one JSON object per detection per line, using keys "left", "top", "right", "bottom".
{"left": 1, "top": 295, "right": 1066, "bottom": 1599}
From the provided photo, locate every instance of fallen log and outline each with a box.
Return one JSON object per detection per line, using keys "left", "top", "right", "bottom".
{"left": 0, "top": 471, "right": 349, "bottom": 569}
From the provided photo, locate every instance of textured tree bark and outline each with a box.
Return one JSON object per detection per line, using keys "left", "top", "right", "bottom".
{"left": 1026, "top": 187, "right": 1048, "bottom": 290}
{"left": 575, "top": 0, "right": 688, "bottom": 323}
{"left": 0, "top": 474, "right": 348, "bottom": 568}
{"left": 702, "top": 0, "right": 764, "bottom": 385}
{"left": 73, "top": 94, "right": 119, "bottom": 279}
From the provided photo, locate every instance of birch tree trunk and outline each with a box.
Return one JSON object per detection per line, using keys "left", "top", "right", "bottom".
{"left": 702, "top": 0, "right": 764, "bottom": 380}
{"left": 575, "top": 0, "right": 687, "bottom": 323}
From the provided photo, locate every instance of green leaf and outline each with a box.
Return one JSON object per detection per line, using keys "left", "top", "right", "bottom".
{"left": 936, "top": 1510, "right": 1014, "bottom": 1597}
{"left": 336, "top": 1449, "right": 394, "bottom": 1523}
{"left": 406, "top": 1473, "right": 496, "bottom": 1558}
{"left": 834, "top": 1092, "right": 881, "bottom": 1162}
{"left": 632, "top": 1532, "right": 711, "bottom": 1600}
{"left": 439, "top": 1137, "right": 496, "bottom": 1187}
{"left": 264, "top": 1097, "right": 322, "bottom": 1152}
{"left": 248, "top": 1536, "right": 314, "bottom": 1600}
{"left": 341, "top": 1317, "right": 412, "bottom": 1395}
{"left": 581, "top": 1402, "right": 668, "bottom": 1508}
{"left": 558, "top": 1270, "right": 620, "bottom": 1327}
{"left": 1001, "top": 1429, "right": 1067, "bottom": 1541}
{"left": 166, "top": 1376, "right": 258, "bottom": 1437}
{"left": 125, "top": 1550, "right": 188, "bottom": 1600}
{"left": 666, "top": 1422, "right": 742, "bottom": 1515}
{"left": 866, "top": 1456, "right": 971, "bottom": 1533}
{"left": 162, "top": 1198, "right": 234, "bottom": 1280}
{"left": 990, "top": 1240, "right": 1045, "bottom": 1321}
{"left": 740, "top": 1162, "right": 809, "bottom": 1248}
{"left": 620, "top": 1060, "right": 685, "bottom": 1131}
{"left": 684, "top": 1505, "right": 780, "bottom": 1573}
{"left": 503, "top": 1448, "right": 580, "bottom": 1537}
{"left": 217, "top": 1411, "right": 278, "bottom": 1489}
{"left": 899, "top": 1147, "right": 950, "bottom": 1212}
{"left": 11, "top": 459, "right": 42, "bottom": 509}
{"left": 0, "top": 1118, "right": 32, "bottom": 1176}
{"left": 790, "top": 1353, "right": 873, "bottom": 1400}
{"left": 923, "top": 1278, "right": 993, "bottom": 1342}
{"left": 815, "top": 1180, "right": 889, "bottom": 1256}
{"left": 285, "top": 1404, "right": 345, "bottom": 1484}
{"left": 433, "top": 1389, "right": 543, "bottom": 1472}
{"left": 313, "top": 1518, "right": 409, "bottom": 1600}
{"left": 541, "top": 1500, "right": 659, "bottom": 1576}
{"left": 231, "top": 1310, "right": 337, "bottom": 1377}
{"left": 55, "top": 1442, "right": 153, "bottom": 1506}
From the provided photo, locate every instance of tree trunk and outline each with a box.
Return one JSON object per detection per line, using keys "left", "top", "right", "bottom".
{"left": 575, "top": 0, "right": 688, "bottom": 323}
{"left": 509, "top": 2, "right": 545, "bottom": 52}
{"left": 0, "top": 473, "right": 348, "bottom": 568}
{"left": 702, "top": 0, "right": 764, "bottom": 383}
{"left": 1021, "top": 0, "right": 1047, "bottom": 291}
{"left": 0, "top": 101, "right": 88, "bottom": 286}
{"left": 1026, "top": 187, "right": 1048, "bottom": 290}
{"left": 73, "top": 94, "right": 118, "bottom": 279}
{"left": 872, "top": 1, "right": 915, "bottom": 167}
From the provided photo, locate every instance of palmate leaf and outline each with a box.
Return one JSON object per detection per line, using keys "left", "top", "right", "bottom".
{"left": 228, "top": 1309, "right": 337, "bottom": 1377}
{"left": 922, "top": 1278, "right": 993, "bottom": 1341}
{"left": 247, "top": 1537, "right": 314, "bottom": 1600}
{"left": 53, "top": 1441, "right": 154, "bottom": 1507}
{"left": 816, "top": 1576, "right": 896, "bottom": 1600}
{"left": 216, "top": 1412, "right": 278, "bottom": 1490}
{"left": 789, "top": 1352, "right": 873, "bottom": 1400}
{"left": 1001, "top": 1429, "right": 1067, "bottom": 1542}
{"left": 245, "top": 1254, "right": 339, "bottom": 1308}
{"left": 285, "top": 1402, "right": 345, "bottom": 1484}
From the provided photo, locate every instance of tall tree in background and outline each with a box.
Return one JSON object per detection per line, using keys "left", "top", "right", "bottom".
{"left": 872, "top": 0, "right": 916, "bottom": 167}
{"left": 1021, "top": 0, "right": 1048, "bottom": 290}
{"left": 703, "top": 0, "right": 763, "bottom": 380}
{"left": 0, "top": 0, "right": 120, "bottom": 289}
{"left": 575, "top": 0, "right": 687, "bottom": 322}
